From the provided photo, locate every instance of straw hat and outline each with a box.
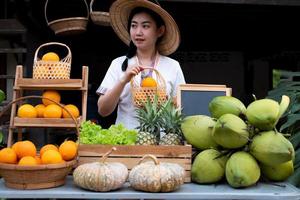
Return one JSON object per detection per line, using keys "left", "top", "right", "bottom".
{"left": 109, "top": 0, "right": 180, "bottom": 56}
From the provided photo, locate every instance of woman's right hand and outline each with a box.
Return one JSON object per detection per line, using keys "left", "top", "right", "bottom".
{"left": 120, "top": 65, "right": 144, "bottom": 84}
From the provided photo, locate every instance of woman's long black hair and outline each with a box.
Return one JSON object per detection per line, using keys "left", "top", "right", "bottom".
{"left": 121, "top": 6, "right": 165, "bottom": 71}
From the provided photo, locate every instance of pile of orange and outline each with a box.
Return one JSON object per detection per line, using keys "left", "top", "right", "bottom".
{"left": 17, "top": 90, "right": 80, "bottom": 119}
{"left": 0, "top": 140, "right": 78, "bottom": 166}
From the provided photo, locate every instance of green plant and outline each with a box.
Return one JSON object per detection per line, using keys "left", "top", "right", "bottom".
{"left": 267, "top": 71, "right": 300, "bottom": 187}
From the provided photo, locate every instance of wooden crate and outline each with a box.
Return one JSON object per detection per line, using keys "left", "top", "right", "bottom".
{"left": 78, "top": 144, "right": 192, "bottom": 182}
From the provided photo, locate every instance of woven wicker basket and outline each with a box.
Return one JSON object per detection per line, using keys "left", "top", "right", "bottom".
{"left": 33, "top": 42, "right": 72, "bottom": 79}
{"left": 0, "top": 96, "right": 79, "bottom": 190}
{"left": 131, "top": 67, "right": 167, "bottom": 107}
{"left": 90, "top": 0, "right": 110, "bottom": 26}
{"left": 0, "top": 160, "right": 76, "bottom": 190}
{"left": 45, "top": 0, "right": 89, "bottom": 36}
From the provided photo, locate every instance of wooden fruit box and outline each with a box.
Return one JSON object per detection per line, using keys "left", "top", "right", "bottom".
{"left": 78, "top": 144, "right": 192, "bottom": 182}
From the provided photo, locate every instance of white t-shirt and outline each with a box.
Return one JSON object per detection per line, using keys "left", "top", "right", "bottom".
{"left": 96, "top": 54, "right": 186, "bottom": 130}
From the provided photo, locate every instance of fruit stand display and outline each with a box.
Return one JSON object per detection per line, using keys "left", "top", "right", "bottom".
{"left": 7, "top": 64, "right": 88, "bottom": 147}
{"left": 78, "top": 97, "right": 192, "bottom": 182}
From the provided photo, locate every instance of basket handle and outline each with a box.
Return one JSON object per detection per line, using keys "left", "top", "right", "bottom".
{"left": 0, "top": 95, "right": 80, "bottom": 144}
{"left": 90, "top": 0, "right": 96, "bottom": 13}
{"left": 45, "top": 0, "right": 89, "bottom": 24}
{"left": 34, "top": 42, "right": 71, "bottom": 62}
{"left": 130, "top": 67, "right": 165, "bottom": 87}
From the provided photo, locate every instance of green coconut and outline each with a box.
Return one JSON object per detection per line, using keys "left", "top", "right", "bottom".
{"left": 250, "top": 130, "right": 294, "bottom": 166}
{"left": 192, "top": 149, "right": 228, "bottom": 184}
{"left": 261, "top": 160, "right": 294, "bottom": 182}
{"left": 225, "top": 151, "right": 261, "bottom": 188}
{"left": 212, "top": 114, "right": 249, "bottom": 149}
{"left": 246, "top": 95, "right": 290, "bottom": 131}
{"left": 209, "top": 96, "right": 246, "bottom": 119}
{"left": 181, "top": 115, "right": 218, "bottom": 150}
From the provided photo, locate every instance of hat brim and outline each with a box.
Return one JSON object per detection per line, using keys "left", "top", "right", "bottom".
{"left": 109, "top": 0, "right": 180, "bottom": 56}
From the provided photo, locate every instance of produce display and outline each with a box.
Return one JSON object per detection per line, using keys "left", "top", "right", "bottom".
{"left": 128, "top": 154, "right": 185, "bottom": 192}
{"left": 183, "top": 95, "right": 295, "bottom": 188}
{"left": 79, "top": 121, "right": 137, "bottom": 145}
{"left": 17, "top": 90, "right": 80, "bottom": 119}
{"left": 73, "top": 147, "right": 128, "bottom": 192}
{"left": 0, "top": 140, "right": 77, "bottom": 165}
{"left": 136, "top": 97, "right": 184, "bottom": 145}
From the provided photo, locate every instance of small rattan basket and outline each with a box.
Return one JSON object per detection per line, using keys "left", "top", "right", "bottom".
{"left": 131, "top": 67, "right": 167, "bottom": 107}
{"left": 45, "top": 0, "right": 89, "bottom": 36}
{"left": 33, "top": 42, "right": 72, "bottom": 79}
{"left": 90, "top": 0, "right": 110, "bottom": 26}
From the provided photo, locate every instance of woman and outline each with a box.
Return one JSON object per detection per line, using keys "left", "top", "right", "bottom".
{"left": 97, "top": 0, "right": 185, "bottom": 129}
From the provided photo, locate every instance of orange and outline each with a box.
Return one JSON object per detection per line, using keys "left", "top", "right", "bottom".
{"left": 59, "top": 140, "right": 78, "bottom": 161}
{"left": 0, "top": 148, "right": 17, "bottom": 164}
{"left": 12, "top": 141, "right": 21, "bottom": 153}
{"left": 62, "top": 104, "right": 80, "bottom": 118}
{"left": 141, "top": 77, "right": 157, "bottom": 87}
{"left": 35, "top": 104, "right": 46, "bottom": 118}
{"left": 42, "top": 52, "right": 60, "bottom": 61}
{"left": 17, "top": 104, "right": 37, "bottom": 118}
{"left": 43, "top": 104, "right": 62, "bottom": 118}
{"left": 42, "top": 90, "right": 61, "bottom": 106}
{"left": 40, "top": 144, "right": 59, "bottom": 157}
{"left": 35, "top": 156, "right": 42, "bottom": 164}
{"left": 41, "top": 149, "right": 63, "bottom": 164}
{"left": 18, "top": 156, "right": 38, "bottom": 166}
{"left": 15, "top": 140, "right": 37, "bottom": 159}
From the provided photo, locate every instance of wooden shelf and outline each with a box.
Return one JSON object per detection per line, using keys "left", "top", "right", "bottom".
{"left": 13, "top": 117, "right": 82, "bottom": 128}
{"left": 14, "top": 78, "right": 84, "bottom": 90}
{"left": 7, "top": 65, "right": 89, "bottom": 146}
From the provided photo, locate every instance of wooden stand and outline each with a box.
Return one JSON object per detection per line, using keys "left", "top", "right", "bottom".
{"left": 7, "top": 65, "right": 89, "bottom": 147}
{"left": 78, "top": 144, "right": 192, "bottom": 182}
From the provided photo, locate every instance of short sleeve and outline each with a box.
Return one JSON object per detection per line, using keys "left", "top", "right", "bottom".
{"left": 171, "top": 62, "right": 186, "bottom": 97}
{"left": 96, "top": 57, "right": 124, "bottom": 95}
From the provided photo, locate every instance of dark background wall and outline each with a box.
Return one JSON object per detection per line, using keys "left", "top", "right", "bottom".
{"left": 2, "top": 0, "right": 300, "bottom": 128}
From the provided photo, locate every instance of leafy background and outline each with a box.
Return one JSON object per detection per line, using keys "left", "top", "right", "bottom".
{"left": 268, "top": 70, "right": 300, "bottom": 187}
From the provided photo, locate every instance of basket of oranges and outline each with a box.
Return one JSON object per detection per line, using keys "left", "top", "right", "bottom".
{"left": 131, "top": 67, "right": 167, "bottom": 107}
{"left": 0, "top": 140, "right": 77, "bottom": 190}
{"left": 33, "top": 42, "right": 71, "bottom": 79}
{"left": 0, "top": 96, "right": 79, "bottom": 189}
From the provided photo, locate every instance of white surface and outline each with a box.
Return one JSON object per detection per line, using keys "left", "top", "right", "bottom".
{"left": 0, "top": 176, "right": 299, "bottom": 199}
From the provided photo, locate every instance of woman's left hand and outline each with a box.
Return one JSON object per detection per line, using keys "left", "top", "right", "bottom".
{"left": 120, "top": 65, "right": 144, "bottom": 84}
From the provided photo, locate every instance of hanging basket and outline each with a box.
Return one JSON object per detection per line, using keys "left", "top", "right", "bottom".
{"left": 130, "top": 67, "right": 167, "bottom": 107}
{"left": 45, "top": 0, "right": 89, "bottom": 36}
{"left": 33, "top": 42, "right": 72, "bottom": 79}
{"left": 90, "top": 0, "right": 110, "bottom": 26}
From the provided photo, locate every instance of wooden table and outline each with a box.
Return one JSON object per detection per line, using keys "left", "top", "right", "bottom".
{"left": 0, "top": 176, "right": 299, "bottom": 199}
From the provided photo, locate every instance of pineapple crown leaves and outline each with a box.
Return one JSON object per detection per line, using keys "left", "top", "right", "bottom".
{"left": 160, "top": 98, "right": 184, "bottom": 136}
{"left": 135, "top": 95, "right": 164, "bottom": 135}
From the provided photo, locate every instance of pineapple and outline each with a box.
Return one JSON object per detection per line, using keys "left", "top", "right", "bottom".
{"left": 135, "top": 96, "right": 162, "bottom": 145}
{"left": 159, "top": 99, "right": 184, "bottom": 145}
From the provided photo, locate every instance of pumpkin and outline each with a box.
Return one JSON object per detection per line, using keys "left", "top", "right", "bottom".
{"left": 73, "top": 147, "right": 128, "bottom": 192}
{"left": 129, "top": 154, "right": 185, "bottom": 192}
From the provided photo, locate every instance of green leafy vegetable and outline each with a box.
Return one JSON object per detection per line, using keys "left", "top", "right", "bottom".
{"left": 79, "top": 121, "right": 137, "bottom": 145}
